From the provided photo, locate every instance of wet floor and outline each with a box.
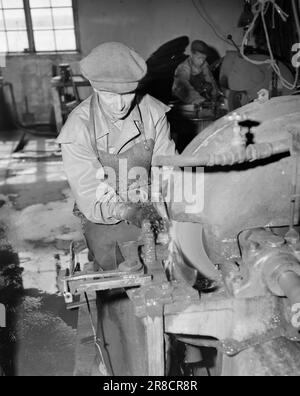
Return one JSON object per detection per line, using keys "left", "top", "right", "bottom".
{"left": 0, "top": 129, "right": 83, "bottom": 376}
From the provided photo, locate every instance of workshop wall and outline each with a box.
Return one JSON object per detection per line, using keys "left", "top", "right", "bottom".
{"left": 3, "top": 54, "right": 82, "bottom": 127}
{"left": 2, "top": 0, "right": 242, "bottom": 126}
{"left": 78, "top": 0, "right": 243, "bottom": 59}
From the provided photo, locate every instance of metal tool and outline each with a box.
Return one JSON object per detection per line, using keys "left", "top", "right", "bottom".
{"left": 60, "top": 239, "right": 152, "bottom": 307}
{"left": 62, "top": 269, "right": 152, "bottom": 306}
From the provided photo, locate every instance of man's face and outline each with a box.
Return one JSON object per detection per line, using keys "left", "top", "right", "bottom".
{"left": 191, "top": 52, "right": 207, "bottom": 68}
{"left": 96, "top": 91, "right": 136, "bottom": 120}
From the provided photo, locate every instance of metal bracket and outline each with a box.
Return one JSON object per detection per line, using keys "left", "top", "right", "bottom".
{"left": 221, "top": 322, "right": 300, "bottom": 357}
{"left": 165, "top": 294, "right": 300, "bottom": 357}
{"left": 61, "top": 269, "right": 152, "bottom": 306}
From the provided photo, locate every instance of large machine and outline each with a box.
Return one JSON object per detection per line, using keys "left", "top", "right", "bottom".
{"left": 61, "top": 95, "right": 300, "bottom": 376}
{"left": 166, "top": 94, "right": 300, "bottom": 375}
{"left": 219, "top": 51, "right": 297, "bottom": 111}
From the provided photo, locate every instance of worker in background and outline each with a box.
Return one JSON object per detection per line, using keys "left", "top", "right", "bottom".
{"left": 172, "top": 40, "right": 219, "bottom": 104}
{"left": 56, "top": 42, "right": 176, "bottom": 271}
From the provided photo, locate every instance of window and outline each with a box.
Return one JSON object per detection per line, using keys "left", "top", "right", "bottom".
{"left": 0, "top": 0, "right": 78, "bottom": 53}
{"left": 30, "top": 0, "right": 77, "bottom": 52}
{"left": 0, "top": 0, "right": 29, "bottom": 53}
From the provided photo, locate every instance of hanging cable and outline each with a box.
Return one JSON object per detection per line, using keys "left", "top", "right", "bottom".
{"left": 84, "top": 292, "right": 110, "bottom": 376}
{"left": 191, "top": 0, "right": 233, "bottom": 46}
{"left": 292, "top": 0, "right": 300, "bottom": 41}
{"left": 240, "top": 0, "right": 299, "bottom": 91}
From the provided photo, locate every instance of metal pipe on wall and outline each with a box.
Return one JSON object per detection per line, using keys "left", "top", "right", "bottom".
{"left": 292, "top": 0, "right": 300, "bottom": 41}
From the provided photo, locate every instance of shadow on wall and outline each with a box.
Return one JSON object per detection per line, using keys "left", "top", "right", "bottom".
{"left": 140, "top": 36, "right": 221, "bottom": 104}
{"left": 140, "top": 36, "right": 190, "bottom": 104}
{"left": 203, "top": 44, "right": 220, "bottom": 67}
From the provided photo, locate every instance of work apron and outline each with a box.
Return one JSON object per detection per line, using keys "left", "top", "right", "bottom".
{"left": 82, "top": 93, "right": 155, "bottom": 270}
{"left": 74, "top": 94, "right": 156, "bottom": 376}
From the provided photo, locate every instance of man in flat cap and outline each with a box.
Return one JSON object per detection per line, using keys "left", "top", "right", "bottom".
{"left": 172, "top": 40, "right": 219, "bottom": 104}
{"left": 57, "top": 42, "right": 176, "bottom": 271}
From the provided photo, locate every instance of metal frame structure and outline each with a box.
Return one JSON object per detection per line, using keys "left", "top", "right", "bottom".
{"left": 62, "top": 221, "right": 300, "bottom": 376}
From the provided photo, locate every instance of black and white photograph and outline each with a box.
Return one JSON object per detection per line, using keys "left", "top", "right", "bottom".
{"left": 0, "top": 0, "right": 300, "bottom": 379}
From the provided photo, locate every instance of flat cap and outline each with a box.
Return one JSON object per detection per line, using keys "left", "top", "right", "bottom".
{"left": 80, "top": 42, "right": 147, "bottom": 94}
{"left": 191, "top": 40, "right": 209, "bottom": 56}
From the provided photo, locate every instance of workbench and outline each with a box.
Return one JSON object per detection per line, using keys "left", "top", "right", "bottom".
{"left": 51, "top": 75, "right": 91, "bottom": 133}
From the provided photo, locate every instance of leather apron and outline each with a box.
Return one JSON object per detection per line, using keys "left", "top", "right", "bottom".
{"left": 83, "top": 94, "right": 155, "bottom": 271}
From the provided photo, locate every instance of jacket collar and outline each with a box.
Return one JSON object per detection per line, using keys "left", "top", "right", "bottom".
{"left": 92, "top": 94, "right": 142, "bottom": 153}
{"left": 114, "top": 105, "right": 142, "bottom": 153}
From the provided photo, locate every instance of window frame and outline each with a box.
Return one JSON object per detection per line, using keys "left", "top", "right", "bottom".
{"left": 0, "top": 0, "right": 29, "bottom": 54}
{"left": 0, "top": 0, "right": 80, "bottom": 54}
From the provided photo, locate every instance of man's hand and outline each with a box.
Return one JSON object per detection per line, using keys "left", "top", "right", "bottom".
{"left": 114, "top": 203, "right": 162, "bottom": 228}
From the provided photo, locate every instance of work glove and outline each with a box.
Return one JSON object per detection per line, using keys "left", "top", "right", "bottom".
{"left": 113, "top": 202, "right": 162, "bottom": 229}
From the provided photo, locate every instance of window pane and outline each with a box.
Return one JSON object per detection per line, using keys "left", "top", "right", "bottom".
{"left": 55, "top": 29, "right": 75, "bottom": 50}
{"left": 2, "top": 0, "right": 23, "bottom": 8}
{"left": 34, "top": 29, "right": 55, "bottom": 51}
{"left": 31, "top": 8, "right": 53, "bottom": 30}
{"left": 3, "top": 9, "right": 27, "bottom": 30}
{"left": 0, "top": 32, "right": 7, "bottom": 52}
{"left": 7, "top": 30, "right": 28, "bottom": 52}
{"left": 53, "top": 7, "right": 73, "bottom": 29}
{"left": 51, "top": 0, "right": 72, "bottom": 7}
{"left": 29, "top": 0, "right": 51, "bottom": 8}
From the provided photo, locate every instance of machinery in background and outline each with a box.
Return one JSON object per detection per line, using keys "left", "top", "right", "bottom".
{"left": 217, "top": 0, "right": 300, "bottom": 111}
{"left": 218, "top": 50, "right": 297, "bottom": 111}
{"left": 167, "top": 102, "right": 222, "bottom": 153}
{"left": 166, "top": 45, "right": 297, "bottom": 152}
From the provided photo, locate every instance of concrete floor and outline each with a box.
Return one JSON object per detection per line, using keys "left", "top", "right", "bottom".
{"left": 0, "top": 129, "right": 84, "bottom": 376}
